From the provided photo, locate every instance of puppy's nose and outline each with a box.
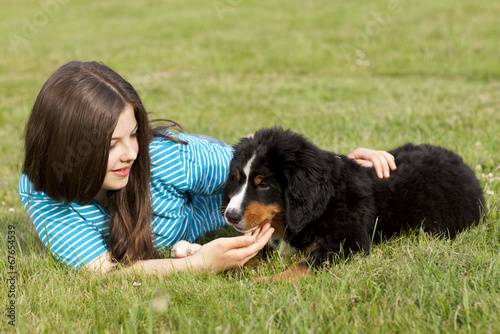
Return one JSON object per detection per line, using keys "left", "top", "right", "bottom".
{"left": 225, "top": 210, "right": 242, "bottom": 225}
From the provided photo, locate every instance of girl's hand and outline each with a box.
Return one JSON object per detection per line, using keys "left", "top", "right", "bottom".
{"left": 191, "top": 223, "right": 274, "bottom": 273}
{"left": 348, "top": 148, "right": 397, "bottom": 178}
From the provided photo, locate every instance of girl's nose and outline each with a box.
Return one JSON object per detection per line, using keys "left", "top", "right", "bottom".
{"left": 121, "top": 137, "right": 138, "bottom": 162}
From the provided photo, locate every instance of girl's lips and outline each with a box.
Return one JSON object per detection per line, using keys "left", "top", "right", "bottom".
{"left": 112, "top": 165, "right": 131, "bottom": 177}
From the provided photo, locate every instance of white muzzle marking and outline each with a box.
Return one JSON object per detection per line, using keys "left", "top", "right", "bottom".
{"left": 225, "top": 154, "right": 256, "bottom": 223}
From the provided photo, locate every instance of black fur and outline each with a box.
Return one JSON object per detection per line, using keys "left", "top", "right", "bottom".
{"left": 222, "top": 127, "right": 485, "bottom": 267}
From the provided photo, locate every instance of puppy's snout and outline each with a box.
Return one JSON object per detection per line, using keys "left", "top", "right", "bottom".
{"left": 225, "top": 209, "right": 242, "bottom": 225}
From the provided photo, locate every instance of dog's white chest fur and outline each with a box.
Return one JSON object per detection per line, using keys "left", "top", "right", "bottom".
{"left": 269, "top": 236, "right": 298, "bottom": 256}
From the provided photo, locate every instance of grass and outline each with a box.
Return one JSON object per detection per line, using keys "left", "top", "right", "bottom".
{"left": 1, "top": 0, "right": 499, "bottom": 332}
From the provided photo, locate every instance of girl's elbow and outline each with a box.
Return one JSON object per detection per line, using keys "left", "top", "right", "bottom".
{"left": 84, "top": 251, "right": 115, "bottom": 273}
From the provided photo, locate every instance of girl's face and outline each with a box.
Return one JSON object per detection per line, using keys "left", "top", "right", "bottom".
{"left": 100, "top": 104, "right": 139, "bottom": 192}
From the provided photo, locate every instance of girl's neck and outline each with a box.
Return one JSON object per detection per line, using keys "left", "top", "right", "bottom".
{"left": 93, "top": 189, "right": 109, "bottom": 205}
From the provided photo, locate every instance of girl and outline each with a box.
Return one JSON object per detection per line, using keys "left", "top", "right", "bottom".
{"left": 19, "top": 61, "right": 396, "bottom": 274}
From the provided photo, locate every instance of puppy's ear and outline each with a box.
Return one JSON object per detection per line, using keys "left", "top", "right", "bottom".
{"left": 283, "top": 159, "right": 333, "bottom": 233}
{"left": 233, "top": 136, "right": 252, "bottom": 150}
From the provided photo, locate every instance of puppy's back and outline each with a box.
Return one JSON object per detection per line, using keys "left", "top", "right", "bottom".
{"left": 374, "top": 144, "right": 485, "bottom": 238}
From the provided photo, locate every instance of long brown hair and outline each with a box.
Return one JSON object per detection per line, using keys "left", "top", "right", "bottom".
{"left": 23, "top": 61, "right": 184, "bottom": 265}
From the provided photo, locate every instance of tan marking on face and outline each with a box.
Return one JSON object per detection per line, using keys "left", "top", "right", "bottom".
{"left": 242, "top": 202, "right": 285, "bottom": 230}
{"left": 225, "top": 179, "right": 234, "bottom": 200}
{"left": 236, "top": 169, "right": 241, "bottom": 182}
{"left": 270, "top": 212, "right": 286, "bottom": 236}
{"left": 253, "top": 175, "right": 264, "bottom": 187}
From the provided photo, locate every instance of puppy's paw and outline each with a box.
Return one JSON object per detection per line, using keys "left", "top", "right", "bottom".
{"left": 171, "top": 240, "right": 202, "bottom": 258}
{"left": 254, "top": 261, "right": 313, "bottom": 284}
{"left": 253, "top": 276, "right": 272, "bottom": 283}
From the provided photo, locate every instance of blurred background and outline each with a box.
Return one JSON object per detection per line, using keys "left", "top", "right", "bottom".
{"left": 0, "top": 2, "right": 499, "bottom": 332}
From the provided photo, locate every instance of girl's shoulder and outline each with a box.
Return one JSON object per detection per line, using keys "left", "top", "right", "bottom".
{"left": 149, "top": 130, "right": 189, "bottom": 151}
{"left": 149, "top": 131, "right": 233, "bottom": 156}
{"left": 149, "top": 131, "right": 187, "bottom": 160}
{"left": 149, "top": 131, "right": 197, "bottom": 175}
{"left": 149, "top": 132, "right": 233, "bottom": 183}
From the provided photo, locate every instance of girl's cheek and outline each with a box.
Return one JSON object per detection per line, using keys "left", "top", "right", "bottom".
{"left": 106, "top": 152, "right": 117, "bottom": 172}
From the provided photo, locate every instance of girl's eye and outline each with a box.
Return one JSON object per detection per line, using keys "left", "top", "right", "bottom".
{"left": 131, "top": 132, "right": 138, "bottom": 138}
{"left": 110, "top": 142, "right": 117, "bottom": 150}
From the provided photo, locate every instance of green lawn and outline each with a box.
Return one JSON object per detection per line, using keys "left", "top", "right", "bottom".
{"left": 1, "top": 0, "right": 499, "bottom": 332}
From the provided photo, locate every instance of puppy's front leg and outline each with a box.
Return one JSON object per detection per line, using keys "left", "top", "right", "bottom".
{"left": 255, "top": 260, "right": 313, "bottom": 284}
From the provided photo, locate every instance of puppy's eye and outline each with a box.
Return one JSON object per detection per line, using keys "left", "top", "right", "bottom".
{"left": 257, "top": 182, "right": 270, "bottom": 190}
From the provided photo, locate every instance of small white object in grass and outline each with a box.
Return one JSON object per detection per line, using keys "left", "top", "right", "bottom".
{"left": 171, "top": 240, "right": 202, "bottom": 258}
{"left": 486, "top": 190, "right": 494, "bottom": 196}
{"left": 133, "top": 282, "right": 142, "bottom": 287}
{"left": 8, "top": 208, "right": 14, "bottom": 213}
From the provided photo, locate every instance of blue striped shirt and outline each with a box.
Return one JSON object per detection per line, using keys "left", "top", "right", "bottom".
{"left": 19, "top": 132, "right": 233, "bottom": 269}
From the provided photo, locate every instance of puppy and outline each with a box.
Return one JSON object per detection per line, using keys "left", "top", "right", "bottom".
{"left": 221, "top": 127, "right": 485, "bottom": 282}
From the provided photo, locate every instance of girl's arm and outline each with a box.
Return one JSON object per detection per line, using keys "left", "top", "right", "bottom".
{"left": 19, "top": 175, "right": 109, "bottom": 269}
{"left": 86, "top": 223, "right": 274, "bottom": 274}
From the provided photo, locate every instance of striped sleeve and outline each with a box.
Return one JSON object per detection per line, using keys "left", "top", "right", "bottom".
{"left": 149, "top": 134, "right": 233, "bottom": 248}
{"left": 18, "top": 174, "right": 109, "bottom": 269}
{"left": 150, "top": 133, "right": 233, "bottom": 197}
{"left": 177, "top": 133, "right": 233, "bottom": 197}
